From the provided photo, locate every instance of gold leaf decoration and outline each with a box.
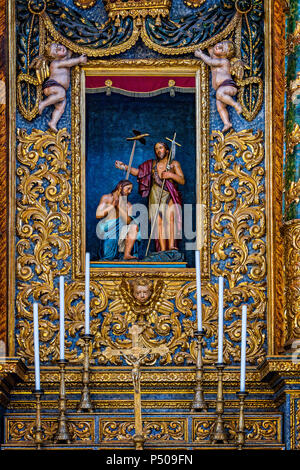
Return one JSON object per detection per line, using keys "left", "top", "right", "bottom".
{"left": 209, "top": 128, "right": 266, "bottom": 364}
{"left": 15, "top": 126, "right": 267, "bottom": 367}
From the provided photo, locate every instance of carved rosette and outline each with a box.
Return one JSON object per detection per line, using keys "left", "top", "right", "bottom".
{"left": 283, "top": 220, "right": 300, "bottom": 348}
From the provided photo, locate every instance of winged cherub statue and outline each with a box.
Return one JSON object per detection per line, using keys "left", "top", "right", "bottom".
{"left": 31, "top": 42, "right": 87, "bottom": 132}
{"left": 195, "top": 40, "right": 246, "bottom": 132}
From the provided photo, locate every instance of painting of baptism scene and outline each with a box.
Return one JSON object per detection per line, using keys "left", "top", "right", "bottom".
{"left": 85, "top": 81, "right": 197, "bottom": 268}
{"left": 0, "top": 0, "right": 299, "bottom": 457}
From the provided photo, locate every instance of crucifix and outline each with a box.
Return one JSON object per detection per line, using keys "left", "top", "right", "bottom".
{"left": 103, "top": 323, "right": 169, "bottom": 450}
{"left": 145, "top": 132, "right": 182, "bottom": 257}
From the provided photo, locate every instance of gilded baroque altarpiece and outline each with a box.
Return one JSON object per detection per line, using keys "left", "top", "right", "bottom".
{"left": 0, "top": 0, "right": 299, "bottom": 450}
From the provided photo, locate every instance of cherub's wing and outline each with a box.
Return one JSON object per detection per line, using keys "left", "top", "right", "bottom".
{"left": 102, "top": 280, "right": 124, "bottom": 300}
{"left": 108, "top": 279, "right": 131, "bottom": 313}
{"left": 108, "top": 279, "right": 136, "bottom": 324}
{"left": 151, "top": 279, "right": 181, "bottom": 316}
{"left": 30, "top": 56, "right": 50, "bottom": 85}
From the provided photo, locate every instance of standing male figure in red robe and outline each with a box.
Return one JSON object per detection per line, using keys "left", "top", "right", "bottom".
{"left": 115, "top": 141, "right": 185, "bottom": 252}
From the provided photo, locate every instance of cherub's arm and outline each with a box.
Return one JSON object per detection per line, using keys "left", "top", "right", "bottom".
{"left": 56, "top": 55, "right": 87, "bottom": 68}
{"left": 194, "top": 49, "right": 224, "bottom": 67}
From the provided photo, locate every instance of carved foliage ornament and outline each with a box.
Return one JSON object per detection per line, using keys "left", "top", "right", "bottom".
{"left": 102, "top": 0, "right": 172, "bottom": 26}
{"left": 194, "top": 417, "right": 280, "bottom": 442}
{"left": 283, "top": 221, "right": 300, "bottom": 347}
{"left": 6, "top": 416, "right": 281, "bottom": 443}
{"left": 7, "top": 418, "right": 94, "bottom": 442}
{"left": 73, "top": 0, "right": 97, "bottom": 9}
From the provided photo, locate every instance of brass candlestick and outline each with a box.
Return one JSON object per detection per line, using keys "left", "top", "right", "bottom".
{"left": 236, "top": 391, "right": 248, "bottom": 450}
{"left": 131, "top": 361, "right": 146, "bottom": 450}
{"left": 191, "top": 330, "right": 207, "bottom": 412}
{"left": 210, "top": 362, "right": 228, "bottom": 444}
{"left": 133, "top": 433, "right": 146, "bottom": 451}
{"left": 54, "top": 359, "right": 71, "bottom": 443}
{"left": 33, "top": 389, "right": 44, "bottom": 449}
{"left": 78, "top": 334, "right": 94, "bottom": 413}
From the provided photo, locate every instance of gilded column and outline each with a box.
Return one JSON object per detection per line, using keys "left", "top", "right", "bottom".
{"left": 284, "top": 0, "right": 300, "bottom": 349}
{"left": 269, "top": 0, "right": 286, "bottom": 353}
{"left": 0, "top": 0, "right": 8, "bottom": 350}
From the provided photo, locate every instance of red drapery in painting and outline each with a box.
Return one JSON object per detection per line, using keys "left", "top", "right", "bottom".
{"left": 85, "top": 76, "right": 195, "bottom": 96}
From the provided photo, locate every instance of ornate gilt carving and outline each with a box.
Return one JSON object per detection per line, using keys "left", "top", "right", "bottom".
{"left": 140, "top": 13, "right": 241, "bottom": 56}
{"left": 210, "top": 128, "right": 266, "bottom": 364}
{"left": 285, "top": 179, "right": 300, "bottom": 213}
{"left": 41, "top": 12, "right": 140, "bottom": 58}
{"left": 286, "top": 21, "right": 300, "bottom": 55}
{"left": 193, "top": 417, "right": 280, "bottom": 442}
{"left": 283, "top": 220, "right": 300, "bottom": 348}
{"left": 296, "top": 401, "right": 300, "bottom": 449}
{"left": 16, "top": 1, "right": 263, "bottom": 122}
{"left": 289, "top": 395, "right": 300, "bottom": 450}
{"left": 100, "top": 418, "right": 185, "bottom": 441}
{"left": 103, "top": 0, "right": 172, "bottom": 26}
{"left": 15, "top": 124, "right": 267, "bottom": 365}
{"left": 287, "top": 72, "right": 300, "bottom": 106}
{"left": 72, "top": 59, "right": 210, "bottom": 281}
{"left": 286, "top": 123, "right": 300, "bottom": 156}
{"left": 73, "top": 0, "right": 97, "bottom": 9}
{"left": 5, "top": 415, "right": 282, "bottom": 444}
{"left": 7, "top": 418, "right": 94, "bottom": 442}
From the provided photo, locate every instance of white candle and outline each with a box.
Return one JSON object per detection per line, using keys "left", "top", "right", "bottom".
{"left": 59, "top": 276, "right": 65, "bottom": 360}
{"left": 240, "top": 305, "right": 247, "bottom": 392}
{"left": 195, "top": 250, "right": 202, "bottom": 331}
{"left": 85, "top": 252, "right": 90, "bottom": 335}
{"left": 218, "top": 276, "right": 224, "bottom": 363}
{"left": 33, "top": 302, "right": 41, "bottom": 390}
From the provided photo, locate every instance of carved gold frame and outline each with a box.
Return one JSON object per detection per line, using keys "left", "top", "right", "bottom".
{"left": 71, "top": 59, "right": 210, "bottom": 280}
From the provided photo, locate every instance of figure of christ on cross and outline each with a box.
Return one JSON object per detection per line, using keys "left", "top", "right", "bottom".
{"left": 115, "top": 142, "right": 185, "bottom": 253}
{"left": 103, "top": 324, "right": 169, "bottom": 449}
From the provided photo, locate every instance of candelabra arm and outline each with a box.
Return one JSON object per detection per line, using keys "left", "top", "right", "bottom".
{"left": 78, "top": 334, "right": 94, "bottom": 413}
{"left": 32, "top": 389, "right": 44, "bottom": 449}
{"left": 210, "top": 363, "right": 228, "bottom": 444}
{"left": 54, "top": 359, "right": 71, "bottom": 443}
{"left": 191, "top": 330, "right": 207, "bottom": 412}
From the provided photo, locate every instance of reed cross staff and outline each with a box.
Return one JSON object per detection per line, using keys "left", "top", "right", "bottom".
{"left": 145, "top": 132, "right": 181, "bottom": 257}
